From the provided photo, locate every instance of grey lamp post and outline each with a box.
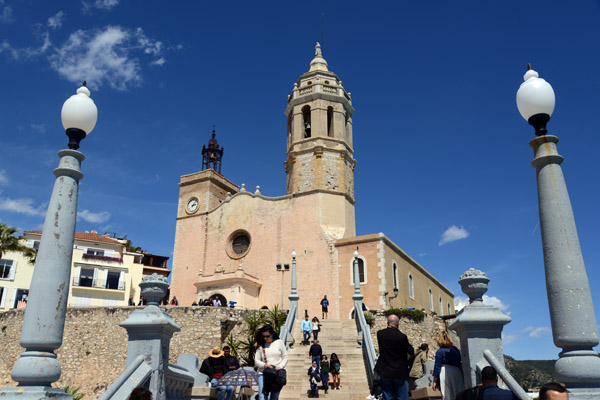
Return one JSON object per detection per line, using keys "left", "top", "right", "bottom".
{"left": 516, "top": 66, "right": 600, "bottom": 398}
{"left": 0, "top": 83, "right": 97, "bottom": 399}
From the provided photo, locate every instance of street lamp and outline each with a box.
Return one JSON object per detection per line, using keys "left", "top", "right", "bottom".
{"left": 276, "top": 263, "right": 290, "bottom": 308}
{"left": 516, "top": 66, "right": 600, "bottom": 398}
{"left": 1, "top": 83, "right": 97, "bottom": 399}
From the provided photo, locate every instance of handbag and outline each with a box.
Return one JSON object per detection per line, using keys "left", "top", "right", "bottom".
{"left": 262, "top": 347, "right": 287, "bottom": 386}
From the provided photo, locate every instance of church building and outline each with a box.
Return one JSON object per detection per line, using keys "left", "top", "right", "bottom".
{"left": 170, "top": 43, "right": 454, "bottom": 319}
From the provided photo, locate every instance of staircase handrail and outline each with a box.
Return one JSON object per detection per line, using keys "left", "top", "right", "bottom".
{"left": 99, "top": 355, "right": 152, "bottom": 400}
{"left": 483, "top": 349, "right": 529, "bottom": 400}
{"left": 355, "top": 305, "right": 378, "bottom": 389}
{"left": 165, "top": 363, "right": 195, "bottom": 398}
{"left": 280, "top": 303, "right": 297, "bottom": 349}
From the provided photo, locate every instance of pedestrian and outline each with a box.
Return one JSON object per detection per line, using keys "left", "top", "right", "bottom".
{"left": 128, "top": 296, "right": 135, "bottom": 306}
{"left": 137, "top": 297, "right": 146, "bottom": 306}
{"left": 255, "top": 325, "right": 288, "bottom": 400}
{"left": 170, "top": 296, "right": 178, "bottom": 306}
{"left": 213, "top": 297, "right": 222, "bottom": 307}
{"left": 320, "top": 355, "right": 330, "bottom": 394}
{"left": 199, "top": 346, "right": 236, "bottom": 400}
{"left": 309, "top": 339, "right": 322, "bottom": 365}
{"left": 432, "top": 331, "right": 464, "bottom": 400}
{"left": 128, "top": 387, "right": 152, "bottom": 400}
{"left": 330, "top": 353, "right": 342, "bottom": 390}
{"left": 456, "top": 366, "right": 518, "bottom": 400}
{"left": 312, "top": 317, "right": 321, "bottom": 341}
{"left": 373, "top": 314, "right": 414, "bottom": 400}
{"left": 320, "top": 295, "right": 329, "bottom": 319}
{"left": 308, "top": 359, "right": 321, "bottom": 398}
{"left": 409, "top": 343, "right": 429, "bottom": 390}
{"left": 301, "top": 315, "right": 312, "bottom": 345}
{"left": 223, "top": 345, "right": 240, "bottom": 372}
{"left": 539, "top": 382, "right": 568, "bottom": 400}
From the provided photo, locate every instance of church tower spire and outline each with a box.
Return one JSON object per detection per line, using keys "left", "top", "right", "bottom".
{"left": 284, "top": 43, "right": 356, "bottom": 202}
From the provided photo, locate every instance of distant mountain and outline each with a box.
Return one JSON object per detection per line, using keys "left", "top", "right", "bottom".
{"left": 504, "top": 355, "right": 555, "bottom": 391}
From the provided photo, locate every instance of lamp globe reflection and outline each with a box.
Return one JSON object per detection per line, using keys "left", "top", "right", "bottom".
{"left": 61, "top": 82, "right": 98, "bottom": 149}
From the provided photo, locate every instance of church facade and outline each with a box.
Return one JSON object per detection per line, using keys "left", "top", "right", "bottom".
{"left": 170, "top": 44, "right": 454, "bottom": 319}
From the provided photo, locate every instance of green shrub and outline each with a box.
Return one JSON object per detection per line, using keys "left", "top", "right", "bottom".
{"left": 65, "top": 385, "right": 85, "bottom": 400}
{"left": 384, "top": 308, "right": 426, "bottom": 322}
{"left": 363, "top": 311, "right": 375, "bottom": 327}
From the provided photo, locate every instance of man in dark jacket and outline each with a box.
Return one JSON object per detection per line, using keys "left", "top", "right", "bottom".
{"left": 309, "top": 339, "right": 323, "bottom": 365}
{"left": 199, "top": 346, "right": 235, "bottom": 400}
{"left": 374, "top": 314, "right": 414, "bottom": 400}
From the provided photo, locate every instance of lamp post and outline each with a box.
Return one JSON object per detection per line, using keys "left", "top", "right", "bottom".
{"left": 1, "top": 83, "right": 97, "bottom": 399}
{"left": 289, "top": 251, "right": 299, "bottom": 317}
{"left": 276, "top": 263, "right": 290, "bottom": 309}
{"left": 516, "top": 66, "right": 600, "bottom": 398}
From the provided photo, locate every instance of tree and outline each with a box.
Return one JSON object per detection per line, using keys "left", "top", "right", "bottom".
{"left": 0, "top": 224, "right": 35, "bottom": 263}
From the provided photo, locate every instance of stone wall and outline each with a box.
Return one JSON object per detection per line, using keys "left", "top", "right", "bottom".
{"left": 0, "top": 307, "right": 455, "bottom": 400}
{"left": 0, "top": 306, "right": 253, "bottom": 400}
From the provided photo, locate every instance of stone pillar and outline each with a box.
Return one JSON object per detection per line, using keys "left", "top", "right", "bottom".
{"left": 1, "top": 149, "right": 85, "bottom": 400}
{"left": 530, "top": 135, "right": 600, "bottom": 398}
{"left": 289, "top": 252, "right": 299, "bottom": 318}
{"left": 449, "top": 268, "right": 511, "bottom": 389}
{"left": 120, "top": 274, "right": 181, "bottom": 400}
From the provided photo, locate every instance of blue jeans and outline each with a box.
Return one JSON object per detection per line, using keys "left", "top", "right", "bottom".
{"left": 303, "top": 330, "right": 311, "bottom": 344}
{"left": 310, "top": 381, "right": 318, "bottom": 397}
{"left": 320, "top": 372, "right": 329, "bottom": 391}
{"left": 258, "top": 373, "right": 281, "bottom": 400}
{"left": 380, "top": 378, "right": 408, "bottom": 400}
{"left": 210, "top": 378, "right": 235, "bottom": 400}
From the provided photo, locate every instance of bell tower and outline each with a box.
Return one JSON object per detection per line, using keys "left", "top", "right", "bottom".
{"left": 284, "top": 43, "right": 356, "bottom": 202}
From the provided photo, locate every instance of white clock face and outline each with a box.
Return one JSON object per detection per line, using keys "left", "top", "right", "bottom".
{"left": 187, "top": 197, "right": 199, "bottom": 213}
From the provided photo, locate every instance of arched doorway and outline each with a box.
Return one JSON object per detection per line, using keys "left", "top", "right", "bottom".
{"left": 209, "top": 293, "right": 227, "bottom": 307}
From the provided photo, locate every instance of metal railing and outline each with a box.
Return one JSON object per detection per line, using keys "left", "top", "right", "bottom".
{"left": 354, "top": 301, "right": 378, "bottom": 391}
{"left": 72, "top": 277, "right": 125, "bottom": 291}
{"left": 483, "top": 350, "right": 529, "bottom": 400}
{"left": 279, "top": 303, "right": 297, "bottom": 349}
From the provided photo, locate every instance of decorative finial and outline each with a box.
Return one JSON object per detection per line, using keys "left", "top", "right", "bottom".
{"left": 315, "top": 42, "right": 322, "bottom": 57}
{"left": 527, "top": 63, "right": 532, "bottom": 70}
{"left": 82, "top": 80, "right": 87, "bottom": 87}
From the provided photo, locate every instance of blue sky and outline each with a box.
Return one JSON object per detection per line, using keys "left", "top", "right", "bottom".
{"left": 1, "top": 1, "right": 600, "bottom": 361}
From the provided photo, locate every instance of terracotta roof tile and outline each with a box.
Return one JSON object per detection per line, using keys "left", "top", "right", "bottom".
{"left": 24, "top": 230, "right": 121, "bottom": 245}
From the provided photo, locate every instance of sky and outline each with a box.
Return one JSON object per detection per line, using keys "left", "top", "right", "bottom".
{"left": 1, "top": 0, "right": 600, "bottom": 361}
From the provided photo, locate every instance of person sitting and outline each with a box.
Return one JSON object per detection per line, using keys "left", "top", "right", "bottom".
{"left": 539, "top": 382, "right": 568, "bottom": 400}
{"left": 223, "top": 346, "right": 240, "bottom": 372}
{"left": 199, "top": 346, "right": 235, "bottom": 400}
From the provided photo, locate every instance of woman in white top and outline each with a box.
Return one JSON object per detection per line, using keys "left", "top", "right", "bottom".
{"left": 311, "top": 317, "right": 321, "bottom": 341}
{"left": 255, "top": 325, "right": 288, "bottom": 400}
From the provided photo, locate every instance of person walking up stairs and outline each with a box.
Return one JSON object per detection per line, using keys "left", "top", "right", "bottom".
{"left": 277, "top": 319, "right": 371, "bottom": 400}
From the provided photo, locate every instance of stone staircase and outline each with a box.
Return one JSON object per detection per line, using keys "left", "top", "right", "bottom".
{"left": 278, "top": 319, "right": 371, "bottom": 400}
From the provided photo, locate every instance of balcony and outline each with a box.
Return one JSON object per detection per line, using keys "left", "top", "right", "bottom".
{"left": 72, "top": 277, "right": 126, "bottom": 291}
{"left": 82, "top": 253, "right": 123, "bottom": 263}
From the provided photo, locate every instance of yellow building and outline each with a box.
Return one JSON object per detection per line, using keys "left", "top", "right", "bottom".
{"left": 0, "top": 231, "right": 169, "bottom": 311}
{"left": 170, "top": 43, "right": 453, "bottom": 318}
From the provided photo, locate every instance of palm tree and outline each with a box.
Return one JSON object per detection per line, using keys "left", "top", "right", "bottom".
{"left": 0, "top": 224, "right": 36, "bottom": 263}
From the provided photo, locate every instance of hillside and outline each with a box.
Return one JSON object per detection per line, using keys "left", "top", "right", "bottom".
{"left": 504, "top": 355, "right": 555, "bottom": 391}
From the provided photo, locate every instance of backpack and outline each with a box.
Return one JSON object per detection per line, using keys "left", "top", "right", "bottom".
{"left": 455, "top": 385, "right": 488, "bottom": 400}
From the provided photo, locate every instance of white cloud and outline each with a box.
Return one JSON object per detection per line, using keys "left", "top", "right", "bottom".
{"left": 453, "top": 294, "right": 510, "bottom": 315}
{"left": 151, "top": 57, "right": 165, "bottom": 66}
{"left": 502, "top": 332, "right": 519, "bottom": 345}
{"left": 439, "top": 225, "right": 469, "bottom": 246}
{"left": 0, "top": 4, "right": 13, "bottom": 24}
{"left": 30, "top": 123, "right": 46, "bottom": 134}
{"left": 0, "top": 32, "right": 50, "bottom": 61}
{"left": 418, "top": 252, "right": 427, "bottom": 257}
{"left": 78, "top": 209, "right": 111, "bottom": 223}
{"left": 47, "top": 11, "right": 66, "bottom": 29}
{"left": 82, "top": 0, "right": 119, "bottom": 12}
{"left": 48, "top": 26, "right": 165, "bottom": 90}
{"left": 524, "top": 326, "right": 551, "bottom": 338}
{"left": 0, "top": 169, "right": 8, "bottom": 185}
{"left": 0, "top": 197, "right": 46, "bottom": 216}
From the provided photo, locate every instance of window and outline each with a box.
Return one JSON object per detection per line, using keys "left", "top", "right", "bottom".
{"left": 392, "top": 263, "right": 398, "bottom": 290}
{"left": 0, "top": 260, "right": 15, "bottom": 280}
{"left": 0, "top": 287, "right": 6, "bottom": 308}
{"left": 302, "top": 106, "right": 311, "bottom": 138}
{"left": 351, "top": 257, "right": 365, "bottom": 285}
{"left": 448, "top": 302, "right": 451, "bottom": 315}
{"left": 86, "top": 248, "right": 105, "bottom": 256}
{"left": 226, "top": 230, "right": 252, "bottom": 259}
{"left": 105, "top": 271, "right": 120, "bottom": 290}
{"left": 408, "top": 273, "right": 414, "bottom": 299}
{"left": 429, "top": 289, "right": 433, "bottom": 311}
{"left": 439, "top": 296, "right": 443, "bottom": 315}
{"left": 327, "top": 106, "right": 334, "bottom": 137}
{"left": 79, "top": 268, "right": 95, "bottom": 287}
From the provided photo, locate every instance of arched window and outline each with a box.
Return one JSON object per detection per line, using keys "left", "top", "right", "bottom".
{"left": 302, "top": 106, "right": 311, "bottom": 138}
{"left": 439, "top": 296, "right": 443, "bottom": 315}
{"left": 351, "top": 257, "right": 366, "bottom": 285}
{"left": 287, "top": 114, "right": 292, "bottom": 146}
{"left": 392, "top": 263, "right": 398, "bottom": 290}
{"left": 408, "top": 273, "right": 414, "bottom": 299}
{"left": 428, "top": 289, "right": 433, "bottom": 311}
{"left": 447, "top": 302, "right": 451, "bottom": 315}
{"left": 327, "top": 106, "right": 334, "bottom": 137}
